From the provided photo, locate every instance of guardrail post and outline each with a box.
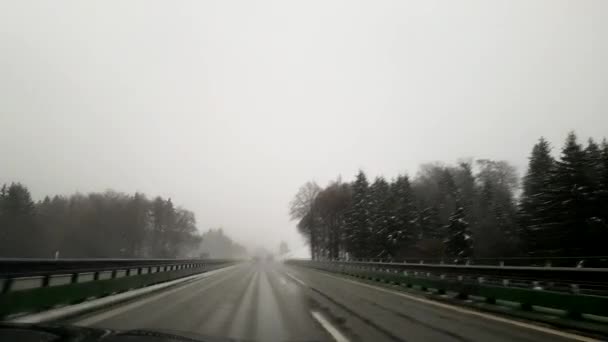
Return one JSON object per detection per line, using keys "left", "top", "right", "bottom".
{"left": 521, "top": 302, "right": 532, "bottom": 311}
{"left": 42, "top": 275, "right": 50, "bottom": 287}
{"left": 567, "top": 309, "right": 582, "bottom": 319}
{"left": 2, "top": 279, "right": 12, "bottom": 294}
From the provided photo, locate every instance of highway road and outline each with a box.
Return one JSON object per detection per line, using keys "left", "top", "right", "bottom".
{"left": 70, "top": 262, "right": 596, "bottom": 342}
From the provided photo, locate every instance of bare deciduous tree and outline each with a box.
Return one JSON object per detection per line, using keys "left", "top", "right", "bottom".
{"left": 289, "top": 181, "right": 321, "bottom": 259}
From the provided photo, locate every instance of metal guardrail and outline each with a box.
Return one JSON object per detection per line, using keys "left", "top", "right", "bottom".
{"left": 288, "top": 259, "right": 608, "bottom": 321}
{"left": 340, "top": 256, "right": 608, "bottom": 268}
{"left": 300, "top": 260, "right": 608, "bottom": 285}
{"left": 0, "top": 258, "right": 238, "bottom": 318}
{"left": 0, "top": 258, "right": 235, "bottom": 279}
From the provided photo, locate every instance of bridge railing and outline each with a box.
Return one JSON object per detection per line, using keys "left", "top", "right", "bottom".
{"left": 0, "top": 258, "right": 238, "bottom": 319}
{"left": 287, "top": 259, "right": 608, "bottom": 321}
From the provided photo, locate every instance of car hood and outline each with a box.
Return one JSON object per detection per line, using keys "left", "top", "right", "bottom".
{"left": 0, "top": 323, "right": 245, "bottom": 342}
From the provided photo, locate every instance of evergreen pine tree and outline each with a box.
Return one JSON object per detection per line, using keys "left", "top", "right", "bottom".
{"left": 600, "top": 140, "right": 608, "bottom": 219}
{"left": 583, "top": 139, "right": 603, "bottom": 185}
{"left": 369, "top": 177, "right": 391, "bottom": 258}
{"left": 454, "top": 162, "right": 478, "bottom": 225}
{"left": 539, "top": 132, "right": 591, "bottom": 256}
{"left": 444, "top": 206, "right": 473, "bottom": 260}
{"left": 0, "top": 183, "right": 38, "bottom": 257}
{"left": 585, "top": 139, "right": 608, "bottom": 256}
{"left": 437, "top": 169, "right": 458, "bottom": 226}
{"left": 388, "top": 175, "right": 418, "bottom": 257}
{"left": 519, "top": 137, "right": 555, "bottom": 254}
{"left": 419, "top": 206, "right": 442, "bottom": 239}
{"left": 344, "top": 170, "right": 370, "bottom": 259}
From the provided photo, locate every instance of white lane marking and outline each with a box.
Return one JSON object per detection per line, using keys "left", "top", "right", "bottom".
{"left": 283, "top": 271, "right": 306, "bottom": 287}
{"left": 303, "top": 269, "right": 600, "bottom": 342}
{"left": 74, "top": 266, "right": 240, "bottom": 326}
{"left": 200, "top": 268, "right": 257, "bottom": 333}
{"left": 229, "top": 270, "right": 261, "bottom": 338}
{"left": 311, "top": 310, "right": 350, "bottom": 342}
{"left": 256, "top": 269, "right": 288, "bottom": 341}
{"left": 284, "top": 272, "right": 350, "bottom": 342}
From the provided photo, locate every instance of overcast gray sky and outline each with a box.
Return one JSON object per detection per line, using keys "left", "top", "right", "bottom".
{"left": 1, "top": 1, "right": 607, "bottom": 255}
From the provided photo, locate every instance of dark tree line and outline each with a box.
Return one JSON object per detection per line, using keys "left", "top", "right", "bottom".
{"left": 0, "top": 187, "right": 204, "bottom": 258}
{"left": 290, "top": 132, "right": 608, "bottom": 260}
{"left": 521, "top": 133, "right": 608, "bottom": 257}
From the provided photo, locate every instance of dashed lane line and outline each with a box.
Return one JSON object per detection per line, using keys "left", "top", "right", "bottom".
{"left": 311, "top": 310, "right": 350, "bottom": 342}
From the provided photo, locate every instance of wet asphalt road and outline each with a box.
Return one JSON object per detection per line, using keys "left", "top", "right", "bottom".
{"left": 71, "top": 262, "right": 592, "bottom": 342}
